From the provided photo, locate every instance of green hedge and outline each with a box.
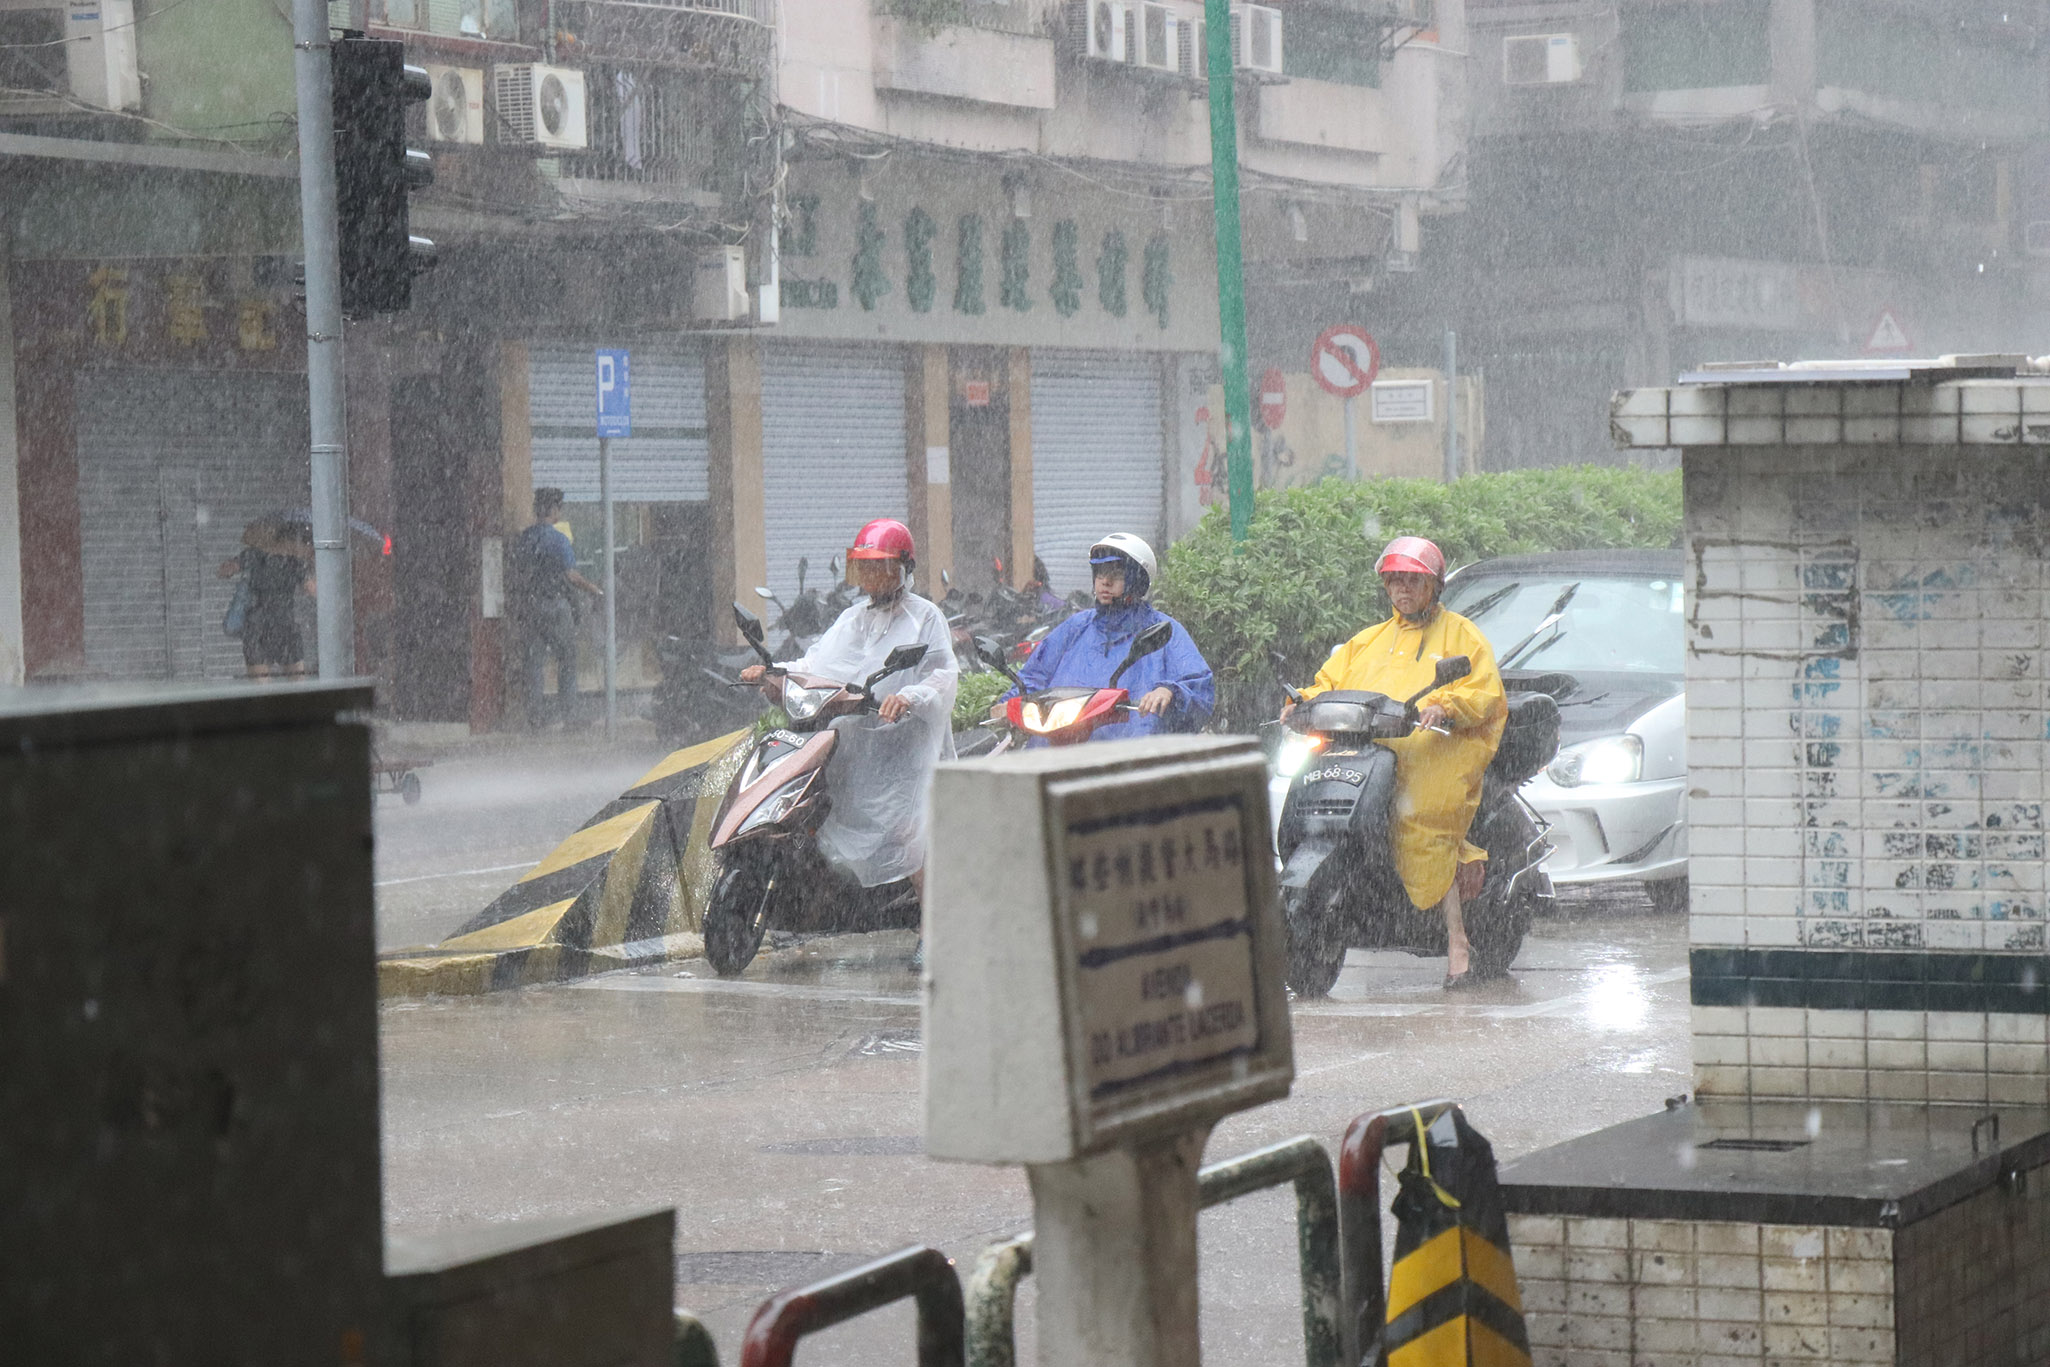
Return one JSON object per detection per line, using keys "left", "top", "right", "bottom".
{"left": 953, "top": 669, "right": 1013, "bottom": 731}
{"left": 1154, "top": 466, "right": 1682, "bottom": 728}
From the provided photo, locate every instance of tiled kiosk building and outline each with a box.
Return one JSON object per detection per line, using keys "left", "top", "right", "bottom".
{"left": 1497, "top": 359, "right": 2050, "bottom": 1367}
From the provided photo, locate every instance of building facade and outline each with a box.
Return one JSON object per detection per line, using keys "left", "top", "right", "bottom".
{"left": 1442, "top": 0, "right": 2050, "bottom": 470}
{"left": 3, "top": 0, "right": 1471, "bottom": 725}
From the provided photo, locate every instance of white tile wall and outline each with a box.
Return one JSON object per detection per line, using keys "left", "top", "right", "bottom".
{"left": 1683, "top": 447, "right": 2050, "bottom": 1098}
{"left": 1508, "top": 1212, "right": 1895, "bottom": 1366}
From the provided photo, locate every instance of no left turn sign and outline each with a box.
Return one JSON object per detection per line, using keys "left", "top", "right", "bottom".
{"left": 1312, "top": 325, "right": 1379, "bottom": 399}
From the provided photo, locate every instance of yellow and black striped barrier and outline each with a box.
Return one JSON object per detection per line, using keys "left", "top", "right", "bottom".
{"left": 377, "top": 729, "right": 749, "bottom": 997}
{"left": 1342, "top": 1102, "right": 1530, "bottom": 1367}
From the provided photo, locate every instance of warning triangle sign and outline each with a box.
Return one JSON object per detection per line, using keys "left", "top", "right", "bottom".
{"left": 1864, "top": 309, "right": 1912, "bottom": 355}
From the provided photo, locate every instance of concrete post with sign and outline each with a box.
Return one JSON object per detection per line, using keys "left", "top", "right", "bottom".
{"left": 595, "top": 349, "right": 630, "bottom": 739}
{"left": 924, "top": 736, "right": 1293, "bottom": 1367}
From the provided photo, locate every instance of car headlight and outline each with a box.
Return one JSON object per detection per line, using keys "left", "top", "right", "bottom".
{"left": 782, "top": 683, "right": 832, "bottom": 721}
{"left": 1547, "top": 734, "right": 1643, "bottom": 787}
{"left": 1024, "top": 696, "right": 1089, "bottom": 733}
{"left": 1274, "top": 732, "right": 1326, "bottom": 777}
{"left": 737, "top": 775, "right": 811, "bottom": 835}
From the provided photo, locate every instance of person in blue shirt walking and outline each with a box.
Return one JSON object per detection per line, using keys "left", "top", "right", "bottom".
{"left": 992, "top": 532, "right": 1215, "bottom": 742}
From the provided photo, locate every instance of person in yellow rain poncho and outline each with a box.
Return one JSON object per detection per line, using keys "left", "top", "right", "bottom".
{"left": 1292, "top": 536, "right": 1507, "bottom": 987}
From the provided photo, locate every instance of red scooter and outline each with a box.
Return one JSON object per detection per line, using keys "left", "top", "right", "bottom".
{"left": 701, "top": 604, "right": 931, "bottom": 976}
{"left": 972, "top": 621, "right": 1172, "bottom": 748}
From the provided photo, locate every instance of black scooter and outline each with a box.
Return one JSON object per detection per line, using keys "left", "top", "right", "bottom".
{"left": 1272, "top": 656, "right": 1561, "bottom": 996}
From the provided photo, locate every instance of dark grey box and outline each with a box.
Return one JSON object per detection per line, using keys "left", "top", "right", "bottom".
{"left": 0, "top": 682, "right": 386, "bottom": 1365}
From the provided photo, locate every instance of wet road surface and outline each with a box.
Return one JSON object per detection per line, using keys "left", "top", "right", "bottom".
{"left": 371, "top": 733, "right": 667, "bottom": 950}
{"left": 379, "top": 888, "right": 1688, "bottom": 1365}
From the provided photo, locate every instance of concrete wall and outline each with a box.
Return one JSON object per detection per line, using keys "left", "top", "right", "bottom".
{"left": 1680, "top": 442, "right": 2050, "bottom": 1105}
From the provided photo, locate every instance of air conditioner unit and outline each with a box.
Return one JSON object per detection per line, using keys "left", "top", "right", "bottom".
{"left": 422, "top": 64, "right": 485, "bottom": 145}
{"left": 492, "top": 63, "right": 588, "bottom": 150}
{"left": 1065, "top": 0, "right": 1132, "bottom": 62}
{"left": 1504, "top": 33, "right": 1582, "bottom": 85}
{"left": 1138, "top": 2, "right": 1182, "bottom": 71}
{"left": 695, "top": 246, "right": 750, "bottom": 323}
{"left": 1239, "top": 4, "right": 1283, "bottom": 74}
{"left": 64, "top": 1, "right": 142, "bottom": 112}
{"left": 1213, "top": 4, "right": 1279, "bottom": 76}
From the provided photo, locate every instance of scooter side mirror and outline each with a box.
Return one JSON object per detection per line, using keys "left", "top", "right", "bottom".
{"left": 797, "top": 556, "right": 809, "bottom": 594}
{"left": 753, "top": 586, "right": 775, "bottom": 602}
{"left": 1109, "top": 620, "right": 1175, "bottom": 688}
{"left": 973, "top": 634, "right": 1020, "bottom": 683}
{"left": 866, "top": 643, "right": 931, "bottom": 694}
{"left": 732, "top": 603, "right": 773, "bottom": 666}
{"left": 1435, "top": 655, "right": 1472, "bottom": 686}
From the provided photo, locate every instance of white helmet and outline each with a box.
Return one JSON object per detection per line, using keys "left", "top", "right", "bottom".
{"left": 1088, "top": 532, "right": 1157, "bottom": 603}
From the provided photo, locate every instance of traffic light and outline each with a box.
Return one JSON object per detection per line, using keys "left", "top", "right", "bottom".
{"left": 332, "top": 35, "right": 434, "bottom": 315}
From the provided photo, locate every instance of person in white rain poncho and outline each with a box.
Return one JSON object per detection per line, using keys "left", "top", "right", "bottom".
{"left": 741, "top": 518, "right": 958, "bottom": 889}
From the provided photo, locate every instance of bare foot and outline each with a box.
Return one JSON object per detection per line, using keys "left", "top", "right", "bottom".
{"left": 1446, "top": 937, "right": 1472, "bottom": 979}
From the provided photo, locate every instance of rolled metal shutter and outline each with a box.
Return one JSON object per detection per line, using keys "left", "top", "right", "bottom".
{"left": 760, "top": 341, "right": 907, "bottom": 604}
{"left": 529, "top": 340, "right": 708, "bottom": 502}
{"left": 75, "top": 370, "right": 309, "bottom": 680}
{"left": 1029, "top": 350, "right": 1166, "bottom": 595}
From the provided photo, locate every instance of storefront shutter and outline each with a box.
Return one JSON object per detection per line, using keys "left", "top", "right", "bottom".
{"left": 1028, "top": 350, "right": 1166, "bottom": 595}
{"left": 75, "top": 370, "right": 309, "bottom": 680}
{"left": 529, "top": 340, "right": 709, "bottom": 503}
{"left": 759, "top": 341, "right": 908, "bottom": 607}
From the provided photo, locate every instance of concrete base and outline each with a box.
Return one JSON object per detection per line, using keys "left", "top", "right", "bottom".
{"left": 1498, "top": 1102, "right": 2050, "bottom": 1366}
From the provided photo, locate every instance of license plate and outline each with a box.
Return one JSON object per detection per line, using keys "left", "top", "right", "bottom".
{"left": 1306, "top": 766, "right": 1366, "bottom": 786}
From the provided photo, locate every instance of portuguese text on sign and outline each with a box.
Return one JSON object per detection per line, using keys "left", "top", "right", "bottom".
{"left": 1061, "top": 794, "right": 1263, "bottom": 1104}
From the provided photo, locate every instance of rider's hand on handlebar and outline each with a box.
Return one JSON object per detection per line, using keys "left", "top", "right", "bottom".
{"left": 1279, "top": 700, "right": 1296, "bottom": 722}
{"left": 1137, "top": 686, "right": 1175, "bottom": 717}
{"left": 989, "top": 702, "right": 1008, "bottom": 723}
{"left": 878, "top": 693, "right": 913, "bottom": 723}
{"left": 1417, "top": 703, "right": 1452, "bottom": 732}
{"left": 739, "top": 664, "right": 766, "bottom": 684}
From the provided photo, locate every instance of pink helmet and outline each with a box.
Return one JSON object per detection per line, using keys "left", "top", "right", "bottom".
{"left": 1376, "top": 535, "right": 1446, "bottom": 582}
{"left": 848, "top": 517, "right": 916, "bottom": 569}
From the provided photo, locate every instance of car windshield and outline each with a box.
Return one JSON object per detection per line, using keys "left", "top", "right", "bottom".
{"left": 1441, "top": 572, "right": 1684, "bottom": 677}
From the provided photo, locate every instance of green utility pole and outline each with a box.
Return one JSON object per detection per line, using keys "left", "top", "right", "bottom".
{"left": 1204, "top": 0, "right": 1256, "bottom": 542}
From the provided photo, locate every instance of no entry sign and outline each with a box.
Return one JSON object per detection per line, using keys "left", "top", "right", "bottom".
{"left": 1312, "top": 325, "right": 1379, "bottom": 399}
{"left": 1258, "top": 367, "right": 1287, "bottom": 430}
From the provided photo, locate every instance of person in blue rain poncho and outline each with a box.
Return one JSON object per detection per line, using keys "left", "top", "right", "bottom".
{"left": 992, "top": 532, "right": 1215, "bottom": 742}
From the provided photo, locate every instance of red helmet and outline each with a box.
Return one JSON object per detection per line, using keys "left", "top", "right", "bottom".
{"left": 1376, "top": 535, "right": 1445, "bottom": 582}
{"left": 847, "top": 517, "right": 916, "bottom": 569}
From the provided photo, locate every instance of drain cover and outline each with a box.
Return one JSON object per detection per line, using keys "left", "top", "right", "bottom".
{"left": 1698, "top": 1137, "right": 1811, "bottom": 1153}
{"left": 758, "top": 1134, "right": 926, "bottom": 1157}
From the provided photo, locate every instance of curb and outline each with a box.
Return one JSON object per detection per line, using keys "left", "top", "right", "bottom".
{"left": 377, "top": 730, "right": 748, "bottom": 998}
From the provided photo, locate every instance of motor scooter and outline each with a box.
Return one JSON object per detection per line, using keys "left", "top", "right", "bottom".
{"left": 969, "top": 621, "right": 1172, "bottom": 748}
{"left": 700, "top": 604, "right": 931, "bottom": 976}
{"left": 1271, "top": 656, "right": 1561, "bottom": 996}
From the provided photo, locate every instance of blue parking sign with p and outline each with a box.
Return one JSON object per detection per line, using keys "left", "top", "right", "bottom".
{"left": 596, "top": 349, "right": 631, "bottom": 438}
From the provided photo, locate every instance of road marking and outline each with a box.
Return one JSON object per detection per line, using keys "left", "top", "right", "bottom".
{"left": 376, "top": 861, "right": 535, "bottom": 889}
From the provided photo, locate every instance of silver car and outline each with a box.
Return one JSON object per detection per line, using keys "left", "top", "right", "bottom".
{"left": 1440, "top": 549, "right": 1688, "bottom": 913}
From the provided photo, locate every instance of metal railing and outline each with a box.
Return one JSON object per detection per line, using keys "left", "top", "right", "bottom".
{"left": 877, "top": 0, "right": 1047, "bottom": 37}
{"left": 1338, "top": 1097, "right": 1461, "bottom": 1357}
{"left": 739, "top": 1245, "right": 966, "bottom": 1367}
{"left": 964, "top": 1135, "right": 1345, "bottom": 1367}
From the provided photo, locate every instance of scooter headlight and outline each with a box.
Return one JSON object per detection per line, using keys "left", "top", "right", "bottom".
{"left": 1274, "top": 732, "right": 1327, "bottom": 777}
{"left": 1025, "top": 696, "right": 1089, "bottom": 733}
{"left": 781, "top": 683, "right": 833, "bottom": 721}
{"left": 737, "top": 774, "right": 811, "bottom": 835}
{"left": 1547, "top": 734, "right": 1643, "bottom": 787}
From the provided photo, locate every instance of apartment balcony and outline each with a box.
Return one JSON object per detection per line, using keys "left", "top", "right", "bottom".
{"left": 872, "top": 0, "right": 1057, "bottom": 110}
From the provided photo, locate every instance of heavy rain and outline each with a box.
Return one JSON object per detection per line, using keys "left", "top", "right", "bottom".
{"left": 6, "top": 1, "right": 2050, "bottom": 1363}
